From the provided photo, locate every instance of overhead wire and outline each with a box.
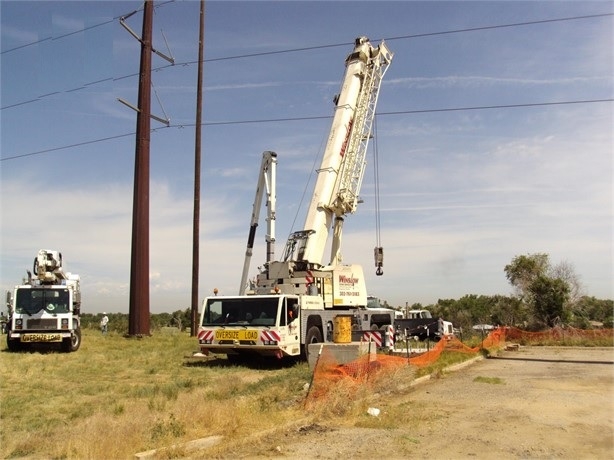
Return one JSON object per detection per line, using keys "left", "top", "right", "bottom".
{"left": 1, "top": 98, "right": 612, "bottom": 162}
{"left": 1, "top": 10, "right": 612, "bottom": 161}
{"left": 1, "top": 11, "right": 612, "bottom": 111}
{"left": 0, "top": 0, "right": 176, "bottom": 55}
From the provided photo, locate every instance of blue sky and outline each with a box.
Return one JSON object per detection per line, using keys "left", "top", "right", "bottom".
{"left": 1, "top": 1, "right": 612, "bottom": 314}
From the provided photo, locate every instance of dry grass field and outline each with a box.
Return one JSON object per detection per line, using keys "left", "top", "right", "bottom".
{"left": 1, "top": 330, "right": 612, "bottom": 459}
{"left": 0, "top": 329, "right": 316, "bottom": 459}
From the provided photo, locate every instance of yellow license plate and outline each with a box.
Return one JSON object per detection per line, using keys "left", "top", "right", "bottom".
{"left": 215, "top": 330, "right": 258, "bottom": 341}
{"left": 21, "top": 333, "right": 62, "bottom": 343}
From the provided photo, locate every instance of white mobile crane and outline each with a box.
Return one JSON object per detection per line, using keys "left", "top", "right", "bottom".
{"left": 198, "top": 37, "right": 393, "bottom": 361}
{"left": 6, "top": 249, "right": 82, "bottom": 352}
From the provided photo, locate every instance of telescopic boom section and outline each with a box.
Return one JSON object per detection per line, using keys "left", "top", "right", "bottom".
{"left": 240, "top": 151, "right": 277, "bottom": 293}
{"left": 283, "top": 36, "right": 393, "bottom": 268}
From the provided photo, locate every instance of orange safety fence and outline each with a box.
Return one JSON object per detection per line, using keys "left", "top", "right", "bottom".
{"left": 306, "top": 326, "right": 612, "bottom": 404}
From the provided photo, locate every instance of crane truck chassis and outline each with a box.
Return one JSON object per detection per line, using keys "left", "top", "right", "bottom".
{"left": 6, "top": 249, "right": 82, "bottom": 352}
{"left": 198, "top": 268, "right": 396, "bottom": 361}
{"left": 198, "top": 36, "right": 395, "bottom": 361}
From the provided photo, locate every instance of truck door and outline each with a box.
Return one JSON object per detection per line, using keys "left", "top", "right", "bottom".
{"left": 281, "top": 298, "right": 301, "bottom": 355}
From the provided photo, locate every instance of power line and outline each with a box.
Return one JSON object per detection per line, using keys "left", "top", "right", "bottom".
{"left": 2, "top": 98, "right": 611, "bottom": 162}
{"left": 380, "top": 98, "right": 614, "bottom": 115}
{"left": 1, "top": 131, "right": 137, "bottom": 161}
{"left": 2, "top": 12, "right": 612, "bottom": 111}
{"left": 383, "top": 13, "right": 614, "bottom": 42}
{"left": 0, "top": 1, "right": 176, "bottom": 55}
{"left": 202, "top": 12, "right": 614, "bottom": 62}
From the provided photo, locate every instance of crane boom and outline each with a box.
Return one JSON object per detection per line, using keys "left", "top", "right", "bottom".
{"left": 282, "top": 36, "right": 393, "bottom": 269}
{"left": 239, "top": 151, "right": 277, "bottom": 294}
{"left": 196, "top": 37, "right": 397, "bottom": 363}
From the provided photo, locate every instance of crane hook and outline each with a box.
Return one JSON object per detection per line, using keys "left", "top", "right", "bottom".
{"left": 374, "top": 247, "right": 384, "bottom": 276}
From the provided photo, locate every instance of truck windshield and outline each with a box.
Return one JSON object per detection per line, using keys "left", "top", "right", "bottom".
{"left": 15, "top": 288, "right": 70, "bottom": 315}
{"left": 202, "top": 297, "right": 281, "bottom": 327}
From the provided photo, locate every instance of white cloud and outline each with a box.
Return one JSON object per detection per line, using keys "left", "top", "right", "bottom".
{"left": 1, "top": 25, "right": 39, "bottom": 44}
{"left": 2, "top": 1, "right": 611, "bottom": 315}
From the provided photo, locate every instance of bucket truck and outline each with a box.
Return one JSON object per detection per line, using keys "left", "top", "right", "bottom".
{"left": 198, "top": 37, "right": 394, "bottom": 361}
{"left": 6, "top": 250, "right": 82, "bottom": 352}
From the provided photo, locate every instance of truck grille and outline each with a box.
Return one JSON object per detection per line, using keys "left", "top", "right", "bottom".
{"left": 27, "top": 318, "right": 58, "bottom": 330}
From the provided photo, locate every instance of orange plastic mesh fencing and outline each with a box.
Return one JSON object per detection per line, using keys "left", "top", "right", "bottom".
{"left": 304, "top": 345, "right": 416, "bottom": 408}
{"left": 305, "top": 326, "right": 612, "bottom": 404}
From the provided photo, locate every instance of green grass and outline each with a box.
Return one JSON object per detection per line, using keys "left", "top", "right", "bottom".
{"left": 0, "top": 330, "right": 313, "bottom": 459}
{"left": 413, "top": 350, "right": 478, "bottom": 378}
{"left": 2, "top": 330, "right": 607, "bottom": 458}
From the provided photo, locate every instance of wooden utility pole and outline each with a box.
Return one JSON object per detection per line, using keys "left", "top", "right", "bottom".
{"left": 191, "top": 0, "right": 205, "bottom": 336}
{"left": 128, "top": 0, "right": 153, "bottom": 336}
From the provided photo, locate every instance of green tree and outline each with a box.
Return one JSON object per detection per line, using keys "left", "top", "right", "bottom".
{"left": 504, "top": 253, "right": 550, "bottom": 300}
{"left": 491, "top": 295, "right": 526, "bottom": 327}
{"left": 504, "top": 253, "right": 581, "bottom": 328}
{"left": 573, "top": 296, "right": 614, "bottom": 327}
{"left": 529, "top": 275, "right": 570, "bottom": 327}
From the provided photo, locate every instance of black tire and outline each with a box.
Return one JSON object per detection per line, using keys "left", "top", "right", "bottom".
{"left": 6, "top": 334, "right": 21, "bottom": 352}
{"left": 304, "top": 326, "right": 323, "bottom": 361}
{"left": 62, "top": 328, "right": 81, "bottom": 353}
{"left": 306, "top": 325, "right": 323, "bottom": 345}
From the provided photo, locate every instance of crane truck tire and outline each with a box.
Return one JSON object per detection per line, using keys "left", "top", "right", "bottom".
{"left": 6, "top": 333, "right": 22, "bottom": 352}
{"left": 304, "top": 326, "right": 323, "bottom": 361}
{"left": 306, "top": 326, "right": 323, "bottom": 344}
{"left": 62, "top": 327, "right": 81, "bottom": 353}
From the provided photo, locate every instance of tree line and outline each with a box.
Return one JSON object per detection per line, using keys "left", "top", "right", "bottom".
{"left": 81, "top": 309, "right": 193, "bottom": 334}
{"left": 394, "top": 253, "right": 612, "bottom": 333}
{"left": 81, "top": 253, "right": 612, "bottom": 335}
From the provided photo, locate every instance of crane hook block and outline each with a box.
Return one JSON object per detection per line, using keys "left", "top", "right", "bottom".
{"left": 374, "top": 247, "right": 384, "bottom": 276}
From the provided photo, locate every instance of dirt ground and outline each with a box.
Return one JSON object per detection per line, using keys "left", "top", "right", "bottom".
{"left": 220, "top": 346, "right": 614, "bottom": 459}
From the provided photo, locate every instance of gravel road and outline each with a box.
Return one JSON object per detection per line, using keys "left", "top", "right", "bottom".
{"left": 219, "top": 346, "right": 614, "bottom": 459}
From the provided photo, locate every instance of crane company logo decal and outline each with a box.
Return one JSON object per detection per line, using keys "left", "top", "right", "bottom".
{"left": 338, "top": 274, "right": 359, "bottom": 286}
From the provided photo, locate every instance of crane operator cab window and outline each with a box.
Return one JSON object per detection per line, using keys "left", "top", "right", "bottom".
{"left": 282, "top": 300, "right": 299, "bottom": 326}
{"left": 282, "top": 230, "right": 314, "bottom": 262}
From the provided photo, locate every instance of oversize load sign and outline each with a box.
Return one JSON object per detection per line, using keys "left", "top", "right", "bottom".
{"left": 21, "top": 333, "right": 62, "bottom": 343}
{"left": 214, "top": 330, "right": 258, "bottom": 341}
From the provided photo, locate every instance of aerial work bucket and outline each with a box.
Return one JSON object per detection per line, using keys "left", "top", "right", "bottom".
{"left": 333, "top": 315, "right": 352, "bottom": 343}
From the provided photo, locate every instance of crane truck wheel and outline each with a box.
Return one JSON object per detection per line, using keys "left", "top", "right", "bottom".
{"left": 6, "top": 334, "right": 22, "bottom": 352}
{"left": 306, "top": 325, "right": 323, "bottom": 344}
{"left": 304, "top": 326, "right": 323, "bottom": 361}
{"left": 62, "top": 327, "right": 81, "bottom": 353}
